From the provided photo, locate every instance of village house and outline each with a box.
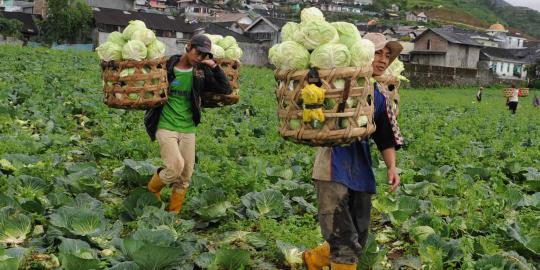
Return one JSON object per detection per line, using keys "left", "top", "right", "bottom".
{"left": 87, "top": 0, "right": 134, "bottom": 11}
{"left": 0, "top": 0, "right": 34, "bottom": 13}
{"left": 485, "top": 23, "right": 526, "bottom": 49}
{"left": 405, "top": 11, "right": 428, "bottom": 23}
{"left": 479, "top": 47, "right": 536, "bottom": 81}
{"left": 410, "top": 27, "right": 483, "bottom": 69}
{"left": 92, "top": 7, "right": 196, "bottom": 55}
{"left": 244, "top": 15, "right": 288, "bottom": 44}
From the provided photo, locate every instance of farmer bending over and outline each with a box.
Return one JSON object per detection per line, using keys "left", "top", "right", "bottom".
{"left": 303, "top": 33, "right": 404, "bottom": 270}
{"left": 144, "top": 34, "right": 232, "bottom": 213}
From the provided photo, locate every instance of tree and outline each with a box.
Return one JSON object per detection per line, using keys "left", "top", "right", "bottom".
{"left": 41, "top": 0, "right": 93, "bottom": 44}
{"left": 226, "top": 0, "right": 242, "bottom": 10}
{"left": 0, "top": 17, "right": 23, "bottom": 38}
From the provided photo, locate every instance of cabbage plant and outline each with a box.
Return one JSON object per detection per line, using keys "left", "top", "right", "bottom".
{"left": 241, "top": 189, "right": 285, "bottom": 219}
{"left": 58, "top": 238, "right": 100, "bottom": 270}
{"left": 120, "top": 228, "right": 189, "bottom": 270}
{"left": 191, "top": 189, "right": 232, "bottom": 221}
{"left": 49, "top": 206, "right": 105, "bottom": 237}
{"left": 0, "top": 247, "right": 28, "bottom": 270}
{"left": 0, "top": 207, "right": 32, "bottom": 245}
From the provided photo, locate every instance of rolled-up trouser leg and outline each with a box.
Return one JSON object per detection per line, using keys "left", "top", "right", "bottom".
{"left": 315, "top": 180, "right": 372, "bottom": 265}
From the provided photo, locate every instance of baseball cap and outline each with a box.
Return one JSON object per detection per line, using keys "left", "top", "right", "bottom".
{"left": 363, "top": 33, "right": 403, "bottom": 65}
{"left": 190, "top": 34, "right": 213, "bottom": 57}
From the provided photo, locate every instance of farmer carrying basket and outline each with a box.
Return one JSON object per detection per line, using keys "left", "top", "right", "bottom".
{"left": 303, "top": 33, "right": 404, "bottom": 270}
{"left": 144, "top": 34, "right": 232, "bottom": 214}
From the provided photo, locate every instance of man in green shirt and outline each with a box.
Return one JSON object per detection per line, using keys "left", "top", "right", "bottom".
{"left": 145, "top": 34, "right": 232, "bottom": 214}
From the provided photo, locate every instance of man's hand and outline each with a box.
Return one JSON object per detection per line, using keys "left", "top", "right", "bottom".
{"left": 387, "top": 167, "right": 400, "bottom": 193}
{"left": 201, "top": 59, "right": 217, "bottom": 68}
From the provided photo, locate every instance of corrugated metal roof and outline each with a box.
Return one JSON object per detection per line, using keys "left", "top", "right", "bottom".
{"left": 193, "top": 22, "right": 254, "bottom": 43}
{"left": 93, "top": 7, "right": 195, "bottom": 33}
{"left": 415, "top": 27, "right": 483, "bottom": 47}
{"left": 480, "top": 47, "right": 536, "bottom": 63}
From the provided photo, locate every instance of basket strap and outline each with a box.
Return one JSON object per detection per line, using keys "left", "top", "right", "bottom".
{"left": 305, "top": 104, "right": 322, "bottom": 109}
{"left": 337, "top": 78, "right": 352, "bottom": 113}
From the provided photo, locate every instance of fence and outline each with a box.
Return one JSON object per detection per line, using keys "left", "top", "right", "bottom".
{"left": 403, "top": 63, "right": 525, "bottom": 88}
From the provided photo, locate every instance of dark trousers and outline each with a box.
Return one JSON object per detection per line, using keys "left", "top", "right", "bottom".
{"left": 508, "top": 101, "right": 518, "bottom": 114}
{"left": 315, "top": 180, "right": 372, "bottom": 264}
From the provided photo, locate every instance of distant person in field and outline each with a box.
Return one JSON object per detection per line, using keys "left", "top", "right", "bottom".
{"left": 476, "top": 87, "right": 483, "bottom": 102}
{"left": 303, "top": 33, "right": 403, "bottom": 270}
{"left": 507, "top": 84, "right": 519, "bottom": 114}
{"left": 144, "top": 35, "right": 232, "bottom": 214}
{"left": 533, "top": 94, "right": 539, "bottom": 108}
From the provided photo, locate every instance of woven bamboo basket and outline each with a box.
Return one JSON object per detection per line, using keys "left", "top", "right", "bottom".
{"left": 520, "top": 88, "right": 529, "bottom": 97}
{"left": 201, "top": 59, "right": 241, "bottom": 108}
{"left": 275, "top": 66, "right": 376, "bottom": 146}
{"left": 374, "top": 74, "right": 401, "bottom": 117}
{"left": 504, "top": 88, "right": 515, "bottom": 98}
{"left": 101, "top": 57, "right": 168, "bottom": 110}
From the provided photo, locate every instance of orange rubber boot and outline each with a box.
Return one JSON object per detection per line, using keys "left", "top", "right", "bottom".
{"left": 330, "top": 262, "right": 357, "bottom": 270}
{"left": 303, "top": 242, "right": 331, "bottom": 270}
{"left": 147, "top": 170, "right": 166, "bottom": 200}
{"left": 168, "top": 188, "right": 188, "bottom": 214}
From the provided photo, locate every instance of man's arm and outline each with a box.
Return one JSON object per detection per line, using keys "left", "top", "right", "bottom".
{"left": 200, "top": 59, "right": 232, "bottom": 94}
{"left": 381, "top": 147, "right": 400, "bottom": 193}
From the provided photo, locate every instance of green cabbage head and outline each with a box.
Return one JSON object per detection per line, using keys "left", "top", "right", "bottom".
{"left": 211, "top": 44, "right": 225, "bottom": 59}
{"left": 217, "top": 36, "right": 237, "bottom": 50}
{"left": 310, "top": 43, "right": 350, "bottom": 69}
{"left": 300, "top": 7, "right": 325, "bottom": 23}
{"left": 331, "top": 22, "right": 361, "bottom": 49}
{"left": 204, "top": 34, "right": 223, "bottom": 44}
{"left": 268, "top": 41, "right": 310, "bottom": 70}
{"left": 385, "top": 59, "right": 409, "bottom": 81}
{"left": 106, "top": 31, "right": 126, "bottom": 46}
{"left": 281, "top": 22, "right": 301, "bottom": 43}
{"left": 131, "top": 28, "right": 156, "bottom": 45}
{"left": 122, "top": 40, "right": 147, "bottom": 61}
{"left": 96, "top": 42, "right": 123, "bottom": 62}
{"left": 300, "top": 20, "right": 339, "bottom": 50}
{"left": 146, "top": 39, "right": 166, "bottom": 60}
{"left": 122, "top": 20, "right": 147, "bottom": 40}
{"left": 350, "top": 39, "right": 375, "bottom": 67}
{"left": 224, "top": 46, "right": 243, "bottom": 61}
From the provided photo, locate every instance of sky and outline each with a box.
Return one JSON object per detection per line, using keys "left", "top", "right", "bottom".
{"left": 504, "top": 0, "right": 540, "bottom": 12}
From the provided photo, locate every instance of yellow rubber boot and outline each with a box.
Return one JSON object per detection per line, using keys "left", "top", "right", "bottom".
{"left": 330, "top": 262, "right": 357, "bottom": 270}
{"left": 147, "top": 170, "right": 166, "bottom": 200}
{"left": 168, "top": 188, "right": 188, "bottom": 214}
{"left": 303, "top": 242, "right": 330, "bottom": 270}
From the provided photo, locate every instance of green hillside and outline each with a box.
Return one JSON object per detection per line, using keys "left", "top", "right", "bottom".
{"left": 380, "top": 0, "right": 540, "bottom": 39}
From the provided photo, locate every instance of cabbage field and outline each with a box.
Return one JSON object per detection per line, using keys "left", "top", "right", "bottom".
{"left": 1, "top": 45, "right": 540, "bottom": 270}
